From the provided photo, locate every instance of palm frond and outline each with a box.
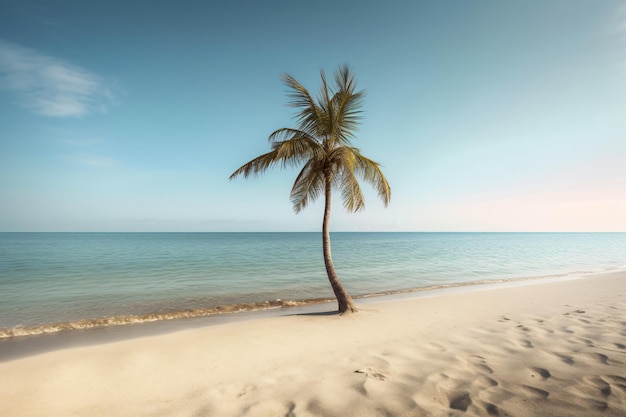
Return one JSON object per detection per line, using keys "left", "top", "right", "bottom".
{"left": 268, "top": 128, "right": 317, "bottom": 145}
{"left": 332, "top": 89, "right": 364, "bottom": 144}
{"left": 325, "top": 146, "right": 363, "bottom": 212}
{"left": 229, "top": 150, "right": 281, "bottom": 180}
{"left": 326, "top": 65, "right": 365, "bottom": 145}
{"left": 317, "top": 69, "right": 334, "bottom": 142}
{"left": 272, "top": 136, "right": 324, "bottom": 168}
{"left": 351, "top": 149, "right": 391, "bottom": 206}
{"left": 290, "top": 159, "right": 325, "bottom": 213}
{"left": 281, "top": 73, "right": 323, "bottom": 135}
{"left": 337, "top": 168, "right": 365, "bottom": 212}
{"left": 334, "top": 64, "right": 355, "bottom": 92}
{"left": 325, "top": 146, "right": 390, "bottom": 207}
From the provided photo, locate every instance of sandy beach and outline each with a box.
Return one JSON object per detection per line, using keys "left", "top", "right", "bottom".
{"left": 1, "top": 272, "right": 625, "bottom": 417}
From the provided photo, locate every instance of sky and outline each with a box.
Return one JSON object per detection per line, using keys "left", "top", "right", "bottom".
{"left": 0, "top": 0, "right": 624, "bottom": 232}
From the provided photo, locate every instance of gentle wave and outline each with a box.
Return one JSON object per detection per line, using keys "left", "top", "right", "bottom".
{"left": 0, "top": 272, "right": 598, "bottom": 339}
{"left": 0, "top": 298, "right": 332, "bottom": 339}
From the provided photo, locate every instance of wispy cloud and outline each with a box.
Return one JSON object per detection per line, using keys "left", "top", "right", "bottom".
{"left": 0, "top": 39, "right": 115, "bottom": 117}
{"left": 62, "top": 138, "right": 103, "bottom": 147}
{"left": 68, "top": 153, "right": 118, "bottom": 168}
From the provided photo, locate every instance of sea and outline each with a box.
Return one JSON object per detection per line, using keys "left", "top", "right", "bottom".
{"left": 0, "top": 232, "right": 624, "bottom": 338}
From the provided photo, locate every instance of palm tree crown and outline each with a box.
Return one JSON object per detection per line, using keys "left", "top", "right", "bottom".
{"left": 230, "top": 65, "right": 390, "bottom": 213}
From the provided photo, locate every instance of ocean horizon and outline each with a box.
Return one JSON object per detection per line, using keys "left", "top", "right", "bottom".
{"left": 1, "top": 232, "right": 624, "bottom": 338}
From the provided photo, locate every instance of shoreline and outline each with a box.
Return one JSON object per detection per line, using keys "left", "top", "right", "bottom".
{"left": 0, "top": 272, "right": 620, "bottom": 355}
{"left": 0, "top": 269, "right": 613, "bottom": 341}
{"left": 0, "top": 272, "right": 613, "bottom": 363}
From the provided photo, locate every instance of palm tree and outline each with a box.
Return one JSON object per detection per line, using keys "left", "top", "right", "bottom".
{"left": 230, "top": 65, "right": 391, "bottom": 314}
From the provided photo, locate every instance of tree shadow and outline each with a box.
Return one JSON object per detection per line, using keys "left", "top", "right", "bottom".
{"left": 286, "top": 310, "right": 340, "bottom": 317}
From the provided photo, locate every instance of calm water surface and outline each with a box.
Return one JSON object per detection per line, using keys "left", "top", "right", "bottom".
{"left": 0, "top": 232, "right": 624, "bottom": 334}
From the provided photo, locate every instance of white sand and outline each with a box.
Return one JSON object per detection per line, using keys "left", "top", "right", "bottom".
{"left": 1, "top": 272, "right": 625, "bottom": 417}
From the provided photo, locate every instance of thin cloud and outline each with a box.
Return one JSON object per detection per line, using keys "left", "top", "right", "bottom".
{"left": 62, "top": 138, "right": 103, "bottom": 147}
{"left": 0, "top": 39, "right": 115, "bottom": 117}
{"left": 68, "top": 153, "right": 118, "bottom": 168}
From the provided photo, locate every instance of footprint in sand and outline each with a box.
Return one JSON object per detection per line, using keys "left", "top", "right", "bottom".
{"left": 566, "top": 376, "right": 619, "bottom": 410}
{"left": 470, "top": 357, "right": 494, "bottom": 374}
{"left": 552, "top": 352, "right": 575, "bottom": 365}
{"left": 583, "top": 376, "right": 612, "bottom": 396}
{"left": 529, "top": 367, "right": 551, "bottom": 380}
{"left": 474, "top": 374, "right": 499, "bottom": 388}
{"left": 574, "top": 352, "right": 611, "bottom": 365}
{"left": 607, "top": 375, "right": 626, "bottom": 384}
{"left": 567, "top": 385, "right": 609, "bottom": 412}
{"left": 590, "top": 352, "right": 610, "bottom": 365}
{"left": 428, "top": 372, "right": 474, "bottom": 412}
{"left": 242, "top": 400, "right": 296, "bottom": 417}
{"left": 214, "top": 384, "right": 257, "bottom": 400}
{"left": 519, "top": 339, "right": 534, "bottom": 349}
{"left": 580, "top": 338, "right": 595, "bottom": 347}
{"left": 236, "top": 384, "right": 256, "bottom": 398}
{"left": 354, "top": 367, "right": 387, "bottom": 381}
{"left": 521, "top": 385, "right": 549, "bottom": 399}
{"left": 448, "top": 391, "right": 472, "bottom": 411}
{"left": 574, "top": 397, "right": 609, "bottom": 411}
{"left": 483, "top": 402, "right": 500, "bottom": 416}
{"left": 605, "top": 375, "right": 626, "bottom": 399}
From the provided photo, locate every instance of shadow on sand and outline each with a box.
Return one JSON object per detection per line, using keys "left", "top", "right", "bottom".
{"left": 286, "top": 310, "right": 340, "bottom": 317}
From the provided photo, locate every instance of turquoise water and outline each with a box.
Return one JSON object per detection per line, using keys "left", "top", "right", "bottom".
{"left": 0, "top": 232, "right": 624, "bottom": 335}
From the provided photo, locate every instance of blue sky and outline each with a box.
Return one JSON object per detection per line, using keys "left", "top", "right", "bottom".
{"left": 1, "top": 0, "right": 624, "bottom": 232}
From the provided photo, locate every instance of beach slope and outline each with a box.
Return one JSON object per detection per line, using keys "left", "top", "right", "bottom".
{"left": 1, "top": 272, "right": 625, "bottom": 416}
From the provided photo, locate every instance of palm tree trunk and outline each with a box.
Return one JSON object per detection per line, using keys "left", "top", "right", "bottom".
{"left": 322, "top": 174, "right": 358, "bottom": 314}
